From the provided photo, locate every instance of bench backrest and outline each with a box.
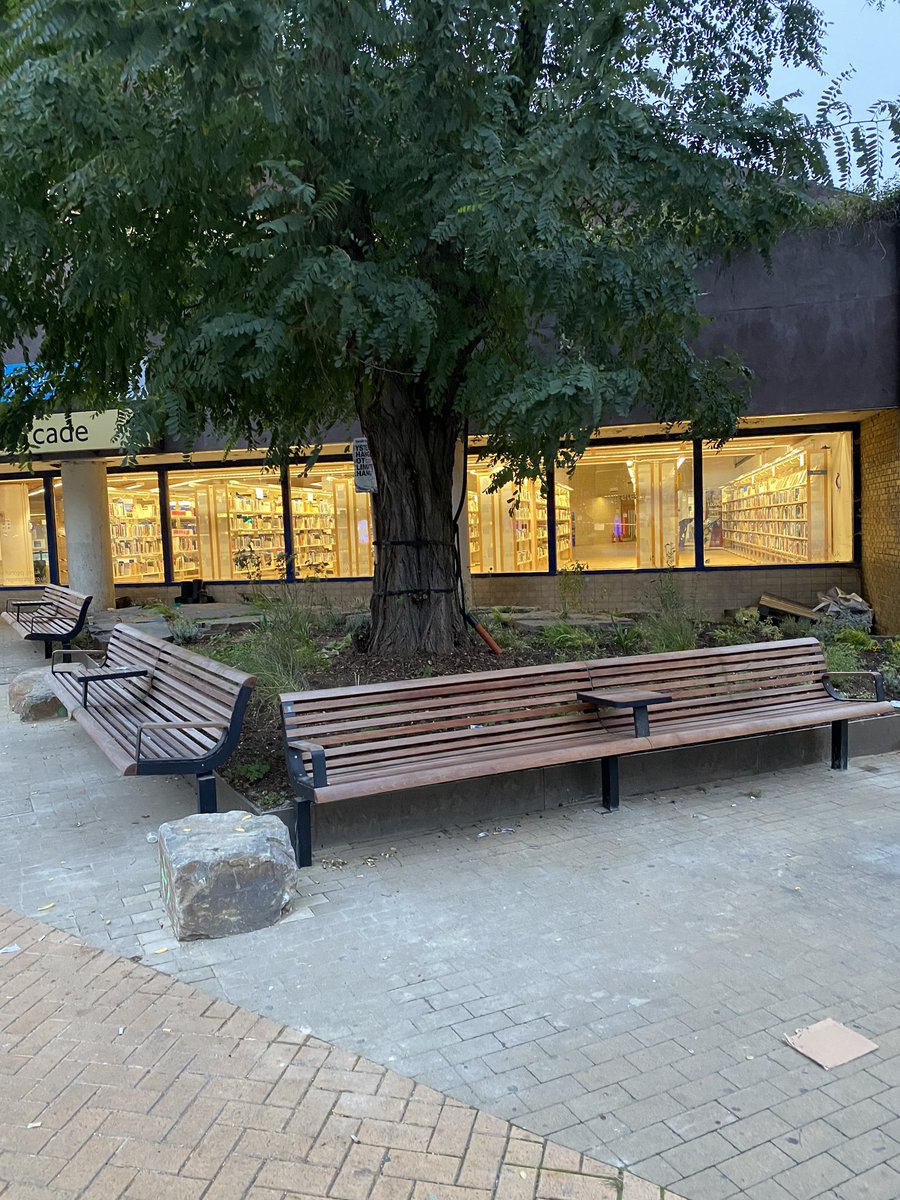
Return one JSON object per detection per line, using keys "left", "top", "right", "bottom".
{"left": 281, "top": 660, "right": 600, "bottom": 775}
{"left": 105, "top": 623, "right": 255, "bottom": 726}
{"left": 35, "top": 584, "right": 91, "bottom": 623}
{"left": 584, "top": 638, "right": 829, "bottom": 736}
{"left": 282, "top": 638, "right": 831, "bottom": 775}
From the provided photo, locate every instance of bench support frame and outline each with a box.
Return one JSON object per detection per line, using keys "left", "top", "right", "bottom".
{"left": 831, "top": 720, "right": 849, "bottom": 770}
{"left": 601, "top": 757, "right": 620, "bottom": 811}
{"left": 197, "top": 772, "right": 218, "bottom": 814}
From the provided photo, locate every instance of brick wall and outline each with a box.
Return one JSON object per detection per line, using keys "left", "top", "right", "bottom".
{"left": 470, "top": 566, "right": 861, "bottom": 620}
{"left": 861, "top": 408, "right": 900, "bottom": 634}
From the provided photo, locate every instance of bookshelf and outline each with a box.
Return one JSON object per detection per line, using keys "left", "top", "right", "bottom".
{"left": 227, "top": 484, "right": 286, "bottom": 579}
{"left": 108, "top": 487, "right": 164, "bottom": 582}
{"left": 466, "top": 492, "right": 482, "bottom": 573}
{"left": 555, "top": 484, "right": 573, "bottom": 566}
{"left": 169, "top": 501, "right": 201, "bottom": 578}
{"left": 720, "top": 450, "right": 810, "bottom": 564}
{"left": 291, "top": 490, "right": 337, "bottom": 577}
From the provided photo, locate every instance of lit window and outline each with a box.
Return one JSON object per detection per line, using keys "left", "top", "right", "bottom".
{"left": 107, "top": 473, "right": 165, "bottom": 583}
{"left": 0, "top": 480, "right": 50, "bottom": 586}
{"left": 289, "top": 462, "right": 373, "bottom": 579}
{"left": 166, "top": 467, "right": 285, "bottom": 582}
{"left": 702, "top": 433, "right": 853, "bottom": 565}
{"left": 556, "top": 444, "right": 695, "bottom": 571}
{"left": 467, "top": 465, "right": 549, "bottom": 573}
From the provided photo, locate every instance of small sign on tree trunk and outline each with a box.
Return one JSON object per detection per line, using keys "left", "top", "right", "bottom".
{"left": 353, "top": 437, "right": 378, "bottom": 493}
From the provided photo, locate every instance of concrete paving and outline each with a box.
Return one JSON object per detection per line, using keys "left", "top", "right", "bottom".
{"left": 3, "top": 625, "right": 900, "bottom": 1199}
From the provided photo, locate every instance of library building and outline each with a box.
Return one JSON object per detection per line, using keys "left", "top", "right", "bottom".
{"left": 1, "top": 225, "right": 899, "bottom": 630}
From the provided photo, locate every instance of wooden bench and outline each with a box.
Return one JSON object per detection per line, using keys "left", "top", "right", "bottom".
{"left": 280, "top": 638, "right": 893, "bottom": 866}
{"left": 2, "top": 584, "right": 92, "bottom": 658}
{"left": 48, "top": 623, "right": 255, "bottom": 812}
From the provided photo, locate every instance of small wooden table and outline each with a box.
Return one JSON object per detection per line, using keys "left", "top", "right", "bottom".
{"left": 577, "top": 688, "right": 672, "bottom": 737}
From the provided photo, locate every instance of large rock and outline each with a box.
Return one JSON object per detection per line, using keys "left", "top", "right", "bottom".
{"left": 8, "top": 667, "right": 66, "bottom": 722}
{"left": 158, "top": 810, "right": 297, "bottom": 940}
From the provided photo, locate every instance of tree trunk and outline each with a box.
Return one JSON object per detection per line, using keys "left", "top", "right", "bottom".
{"left": 361, "top": 380, "right": 468, "bottom": 656}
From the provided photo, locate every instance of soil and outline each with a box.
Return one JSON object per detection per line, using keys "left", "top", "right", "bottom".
{"left": 223, "top": 639, "right": 562, "bottom": 809}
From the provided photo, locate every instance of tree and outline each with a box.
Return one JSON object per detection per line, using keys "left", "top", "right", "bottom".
{"left": 0, "top": 0, "right": 828, "bottom": 654}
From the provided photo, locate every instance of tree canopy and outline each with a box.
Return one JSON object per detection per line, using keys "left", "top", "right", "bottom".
{"left": 0, "top": 0, "right": 846, "bottom": 651}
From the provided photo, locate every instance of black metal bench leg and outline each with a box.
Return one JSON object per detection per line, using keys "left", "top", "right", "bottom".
{"left": 44, "top": 640, "right": 52, "bottom": 660}
{"left": 601, "top": 757, "right": 620, "bottom": 811}
{"left": 831, "top": 720, "right": 849, "bottom": 770}
{"left": 196, "top": 772, "right": 218, "bottom": 813}
{"left": 295, "top": 798, "right": 313, "bottom": 868}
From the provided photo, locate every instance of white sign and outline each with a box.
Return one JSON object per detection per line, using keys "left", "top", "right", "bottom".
{"left": 352, "top": 437, "right": 377, "bottom": 493}
{"left": 27, "top": 410, "right": 127, "bottom": 454}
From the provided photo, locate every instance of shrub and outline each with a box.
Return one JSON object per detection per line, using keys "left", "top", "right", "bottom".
{"left": 605, "top": 618, "right": 644, "bottom": 655}
{"left": 819, "top": 611, "right": 874, "bottom": 640}
{"left": 170, "top": 617, "right": 204, "bottom": 645}
{"left": 541, "top": 620, "right": 597, "bottom": 654}
{"left": 833, "top": 627, "right": 878, "bottom": 652}
{"left": 777, "top": 616, "right": 812, "bottom": 640}
{"left": 484, "top": 615, "right": 529, "bottom": 652}
{"left": 557, "top": 562, "right": 590, "bottom": 617}
{"left": 633, "top": 569, "right": 699, "bottom": 653}
{"left": 712, "top": 607, "right": 782, "bottom": 646}
{"left": 881, "top": 664, "right": 900, "bottom": 699}
{"left": 824, "top": 642, "right": 862, "bottom": 675}
{"left": 207, "top": 597, "right": 327, "bottom": 702}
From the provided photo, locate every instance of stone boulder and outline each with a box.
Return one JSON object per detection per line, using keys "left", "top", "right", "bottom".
{"left": 158, "top": 810, "right": 297, "bottom": 940}
{"left": 8, "top": 667, "right": 66, "bottom": 722}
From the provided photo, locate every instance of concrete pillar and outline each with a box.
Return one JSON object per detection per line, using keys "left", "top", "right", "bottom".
{"left": 59, "top": 458, "right": 115, "bottom": 611}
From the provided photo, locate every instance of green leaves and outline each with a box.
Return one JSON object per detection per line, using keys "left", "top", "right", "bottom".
{"left": 0, "top": 0, "right": 836, "bottom": 471}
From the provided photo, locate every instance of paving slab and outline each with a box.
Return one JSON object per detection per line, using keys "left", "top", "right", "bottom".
{"left": 4, "top": 625, "right": 900, "bottom": 1199}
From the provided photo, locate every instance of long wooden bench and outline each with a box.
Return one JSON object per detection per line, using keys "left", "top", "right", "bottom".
{"left": 2, "top": 584, "right": 92, "bottom": 658}
{"left": 48, "top": 623, "right": 255, "bottom": 812}
{"left": 280, "top": 638, "right": 893, "bottom": 866}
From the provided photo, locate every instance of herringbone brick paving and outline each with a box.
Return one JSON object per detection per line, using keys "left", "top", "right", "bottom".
{"left": 0, "top": 905, "right": 679, "bottom": 1199}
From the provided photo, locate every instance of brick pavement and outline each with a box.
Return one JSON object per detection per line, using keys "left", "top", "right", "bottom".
{"left": 0, "top": 905, "right": 678, "bottom": 1199}
{"left": 4, "top": 627, "right": 900, "bottom": 1199}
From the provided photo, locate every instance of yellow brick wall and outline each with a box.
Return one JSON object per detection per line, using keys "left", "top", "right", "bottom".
{"left": 861, "top": 409, "right": 900, "bottom": 634}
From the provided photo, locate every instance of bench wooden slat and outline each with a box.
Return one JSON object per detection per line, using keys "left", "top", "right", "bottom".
{"left": 48, "top": 625, "right": 255, "bottom": 792}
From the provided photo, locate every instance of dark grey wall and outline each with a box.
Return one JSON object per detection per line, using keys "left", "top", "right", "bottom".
{"left": 693, "top": 222, "right": 899, "bottom": 416}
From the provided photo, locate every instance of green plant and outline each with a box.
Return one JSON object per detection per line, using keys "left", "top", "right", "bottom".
{"left": 233, "top": 548, "right": 264, "bottom": 583}
{"left": 483, "top": 615, "right": 528, "bottom": 652}
{"left": 207, "top": 596, "right": 327, "bottom": 702}
{"left": 824, "top": 642, "right": 862, "bottom": 675}
{"left": 880, "top": 664, "right": 900, "bottom": 699}
{"left": 833, "top": 627, "right": 878, "bottom": 652}
{"left": 819, "top": 611, "right": 875, "bottom": 641}
{"left": 541, "top": 620, "right": 597, "bottom": 654}
{"left": 607, "top": 618, "right": 643, "bottom": 655}
{"left": 170, "top": 616, "right": 204, "bottom": 645}
{"left": 634, "top": 568, "right": 699, "bottom": 654}
{"left": 227, "top": 759, "right": 271, "bottom": 785}
{"left": 778, "top": 616, "right": 812, "bottom": 640}
{"left": 712, "top": 607, "right": 782, "bottom": 647}
{"left": 143, "top": 600, "right": 176, "bottom": 619}
{"left": 885, "top": 640, "right": 900, "bottom": 670}
{"left": 557, "top": 562, "right": 588, "bottom": 618}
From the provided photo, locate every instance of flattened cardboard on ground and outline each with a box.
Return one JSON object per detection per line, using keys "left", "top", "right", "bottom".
{"left": 785, "top": 1018, "right": 878, "bottom": 1069}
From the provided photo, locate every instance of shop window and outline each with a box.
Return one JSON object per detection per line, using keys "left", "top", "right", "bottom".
{"left": 557, "top": 444, "right": 695, "bottom": 571}
{"left": 702, "top": 432, "right": 853, "bottom": 566}
{"left": 289, "top": 463, "right": 373, "bottom": 578}
{"left": 107, "top": 473, "right": 165, "bottom": 584}
{"left": 467, "top": 465, "right": 549, "bottom": 573}
{"left": 0, "top": 479, "right": 50, "bottom": 586}
{"left": 166, "top": 467, "right": 286, "bottom": 582}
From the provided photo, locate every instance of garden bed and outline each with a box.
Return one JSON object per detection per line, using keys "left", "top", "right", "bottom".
{"left": 191, "top": 581, "right": 900, "bottom": 814}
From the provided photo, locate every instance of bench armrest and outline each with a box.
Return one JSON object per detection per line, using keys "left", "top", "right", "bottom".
{"left": 135, "top": 720, "right": 228, "bottom": 763}
{"left": 51, "top": 648, "right": 107, "bottom": 674}
{"left": 285, "top": 740, "right": 328, "bottom": 791}
{"left": 5, "top": 599, "right": 46, "bottom": 616}
{"left": 822, "top": 671, "right": 885, "bottom": 703}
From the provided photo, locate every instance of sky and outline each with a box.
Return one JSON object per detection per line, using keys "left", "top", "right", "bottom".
{"left": 766, "top": 0, "right": 900, "bottom": 174}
